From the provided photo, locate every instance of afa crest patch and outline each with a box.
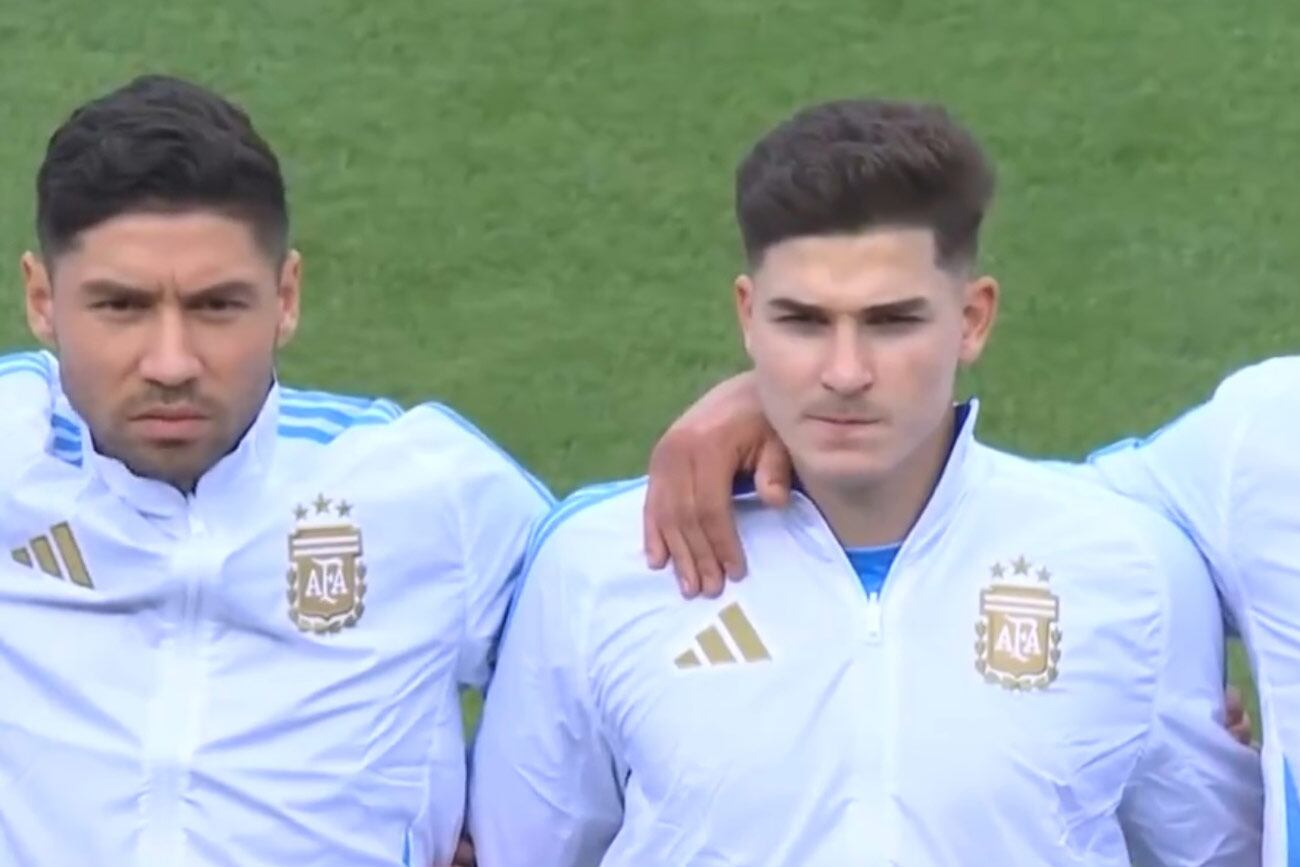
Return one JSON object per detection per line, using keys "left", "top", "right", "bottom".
{"left": 287, "top": 494, "right": 367, "bottom": 633}
{"left": 975, "top": 556, "right": 1061, "bottom": 691}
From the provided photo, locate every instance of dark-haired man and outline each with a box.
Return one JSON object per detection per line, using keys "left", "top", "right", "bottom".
{"left": 470, "top": 99, "right": 1262, "bottom": 865}
{"left": 0, "top": 72, "right": 764, "bottom": 866}
{"left": 0, "top": 75, "right": 545, "bottom": 865}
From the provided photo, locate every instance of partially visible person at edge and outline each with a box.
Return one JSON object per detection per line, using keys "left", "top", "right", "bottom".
{"left": 471, "top": 97, "right": 1262, "bottom": 866}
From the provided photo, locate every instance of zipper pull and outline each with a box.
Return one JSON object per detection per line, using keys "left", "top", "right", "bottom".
{"left": 864, "top": 591, "right": 883, "bottom": 642}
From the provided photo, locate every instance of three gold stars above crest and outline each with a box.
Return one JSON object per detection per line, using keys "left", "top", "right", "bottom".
{"left": 990, "top": 555, "right": 1052, "bottom": 582}
{"left": 293, "top": 495, "right": 353, "bottom": 521}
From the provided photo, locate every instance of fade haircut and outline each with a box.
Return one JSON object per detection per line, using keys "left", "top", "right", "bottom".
{"left": 735, "top": 98, "right": 995, "bottom": 269}
{"left": 36, "top": 74, "right": 288, "bottom": 260}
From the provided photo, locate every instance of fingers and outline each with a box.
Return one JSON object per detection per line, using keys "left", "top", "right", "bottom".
{"left": 663, "top": 523, "right": 703, "bottom": 598}
{"left": 642, "top": 424, "right": 728, "bottom": 597}
{"left": 674, "top": 456, "right": 726, "bottom": 597}
{"left": 647, "top": 449, "right": 736, "bottom": 597}
{"left": 1230, "top": 715, "right": 1253, "bottom": 747}
{"left": 697, "top": 493, "right": 745, "bottom": 584}
{"left": 1225, "top": 685, "right": 1243, "bottom": 720}
{"left": 644, "top": 429, "right": 699, "bottom": 594}
{"left": 688, "top": 436, "right": 748, "bottom": 584}
{"left": 643, "top": 370, "right": 767, "bottom": 596}
{"left": 451, "top": 838, "right": 476, "bottom": 867}
{"left": 1224, "top": 685, "right": 1253, "bottom": 746}
{"left": 642, "top": 474, "right": 671, "bottom": 572}
{"left": 754, "top": 436, "right": 794, "bottom": 510}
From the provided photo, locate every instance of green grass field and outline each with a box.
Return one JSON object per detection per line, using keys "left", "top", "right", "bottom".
{"left": 2, "top": 1, "right": 1291, "bottom": 725}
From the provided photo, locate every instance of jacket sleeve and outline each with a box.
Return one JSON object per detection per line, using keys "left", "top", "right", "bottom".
{"left": 469, "top": 521, "right": 623, "bottom": 867}
{"left": 0, "top": 351, "right": 57, "bottom": 486}
{"left": 1118, "top": 512, "right": 1263, "bottom": 866}
{"left": 405, "top": 403, "right": 554, "bottom": 691}
{"left": 1084, "top": 362, "right": 1280, "bottom": 581}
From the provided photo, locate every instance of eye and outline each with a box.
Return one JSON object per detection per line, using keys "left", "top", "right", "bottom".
{"left": 871, "top": 313, "right": 925, "bottom": 327}
{"left": 194, "top": 296, "right": 248, "bottom": 314}
{"left": 92, "top": 296, "right": 149, "bottom": 313}
{"left": 776, "top": 312, "right": 822, "bottom": 327}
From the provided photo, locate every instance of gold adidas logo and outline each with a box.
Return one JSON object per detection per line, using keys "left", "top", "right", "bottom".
{"left": 674, "top": 602, "right": 771, "bottom": 669}
{"left": 11, "top": 522, "right": 93, "bottom": 588}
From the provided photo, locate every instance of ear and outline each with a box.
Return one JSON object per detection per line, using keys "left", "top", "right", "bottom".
{"left": 21, "top": 252, "right": 56, "bottom": 347}
{"left": 275, "top": 249, "right": 303, "bottom": 348}
{"left": 734, "top": 273, "right": 756, "bottom": 360}
{"left": 957, "top": 275, "right": 998, "bottom": 366}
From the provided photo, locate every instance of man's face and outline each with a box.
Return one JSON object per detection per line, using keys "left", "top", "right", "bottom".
{"left": 735, "top": 227, "right": 996, "bottom": 495}
{"left": 22, "top": 211, "right": 301, "bottom": 491}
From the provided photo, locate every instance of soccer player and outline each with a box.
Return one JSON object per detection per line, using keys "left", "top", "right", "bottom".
{"left": 1080, "top": 371, "right": 1300, "bottom": 865}
{"left": 469, "top": 98, "right": 1263, "bottom": 865}
{"left": 0, "top": 75, "right": 544, "bottom": 865}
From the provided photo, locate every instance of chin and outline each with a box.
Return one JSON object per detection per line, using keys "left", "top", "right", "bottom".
{"left": 125, "top": 445, "right": 209, "bottom": 485}
{"left": 797, "top": 449, "right": 893, "bottom": 491}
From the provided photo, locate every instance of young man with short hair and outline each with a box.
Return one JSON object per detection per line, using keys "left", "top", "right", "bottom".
{"left": 470, "top": 98, "right": 1262, "bottom": 866}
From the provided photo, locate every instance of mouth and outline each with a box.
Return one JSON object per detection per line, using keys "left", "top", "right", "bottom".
{"left": 806, "top": 414, "right": 878, "bottom": 427}
{"left": 130, "top": 409, "right": 209, "bottom": 441}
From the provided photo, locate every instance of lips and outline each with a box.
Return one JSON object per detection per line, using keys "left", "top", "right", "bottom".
{"left": 130, "top": 409, "right": 209, "bottom": 442}
{"left": 134, "top": 409, "right": 206, "bottom": 422}
{"left": 807, "top": 414, "right": 876, "bottom": 425}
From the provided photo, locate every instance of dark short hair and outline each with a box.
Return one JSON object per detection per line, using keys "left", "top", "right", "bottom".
{"left": 36, "top": 74, "right": 288, "bottom": 260}
{"left": 735, "top": 98, "right": 995, "bottom": 269}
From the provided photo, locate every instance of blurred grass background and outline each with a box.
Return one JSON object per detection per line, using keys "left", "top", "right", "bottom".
{"left": 1, "top": 0, "right": 1284, "bottom": 729}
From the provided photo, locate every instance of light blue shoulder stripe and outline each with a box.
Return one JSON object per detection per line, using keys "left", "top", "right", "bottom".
{"left": 277, "top": 424, "right": 337, "bottom": 445}
{"left": 277, "top": 386, "right": 405, "bottom": 444}
{"left": 0, "top": 350, "right": 54, "bottom": 381}
{"left": 521, "top": 477, "right": 646, "bottom": 575}
{"left": 419, "top": 402, "right": 555, "bottom": 506}
{"left": 280, "top": 387, "right": 376, "bottom": 409}
{"left": 501, "top": 478, "right": 647, "bottom": 636}
{"left": 1086, "top": 405, "right": 1201, "bottom": 462}
{"left": 50, "top": 415, "right": 79, "bottom": 435}
{"left": 0, "top": 358, "right": 50, "bottom": 377}
{"left": 280, "top": 396, "right": 402, "bottom": 421}
{"left": 372, "top": 398, "right": 403, "bottom": 420}
{"left": 278, "top": 402, "right": 404, "bottom": 429}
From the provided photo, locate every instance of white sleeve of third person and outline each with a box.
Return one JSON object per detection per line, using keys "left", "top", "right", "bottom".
{"left": 1118, "top": 512, "right": 1264, "bottom": 866}
{"left": 469, "top": 524, "right": 623, "bottom": 867}
{"left": 1084, "top": 363, "right": 1278, "bottom": 577}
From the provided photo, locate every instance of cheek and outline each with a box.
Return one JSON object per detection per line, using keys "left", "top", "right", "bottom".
{"left": 54, "top": 324, "right": 137, "bottom": 388}
{"left": 879, "top": 332, "right": 960, "bottom": 400}
{"left": 750, "top": 331, "right": 821, "bottom": 401}
{"left": 196, "top": 319, "right": 278, "bottom": 372}
{"left": 57, "top": 351, "right": 129, "bottom": 430}
{"left": 195, "top": 325, "right": 278, "bottom": 409}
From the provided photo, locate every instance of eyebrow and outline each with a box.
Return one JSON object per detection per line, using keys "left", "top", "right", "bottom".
{"left": 79, "top": 279, "right": 154, "bottom": 299}
{"left": 767, "top": 295, "right": 931, "bottom": 318}
{"left": 186, "top": 280, "right": 259, "bottom": 302}
{"left": 78, "top": 279, "right": 259, "bottom": 301}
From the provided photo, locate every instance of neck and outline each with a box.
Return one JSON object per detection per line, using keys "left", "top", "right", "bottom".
{"left": 801, "top": 406, "right": 957, "bottom": 548}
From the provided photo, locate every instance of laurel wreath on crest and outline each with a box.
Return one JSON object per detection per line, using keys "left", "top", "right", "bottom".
{"left": 286, "top": 563, "right": 368, "bottom": 634}
{"left": 974, "top": 619, "right": 1063, "bottom": 692}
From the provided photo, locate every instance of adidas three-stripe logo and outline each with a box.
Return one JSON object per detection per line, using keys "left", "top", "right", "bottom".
{"left": 11, "top": 522, "right": 93, "bottom": 587}
{"left": 674, "top": 602, "right": 771, "bottom": 669}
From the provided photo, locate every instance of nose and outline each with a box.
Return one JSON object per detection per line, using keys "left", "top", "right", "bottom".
{"left": 820, "top": 323, "right": 873, "bottom": 396}
{"left": 138, "top": 306, "right": 202, "bottom": 388}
